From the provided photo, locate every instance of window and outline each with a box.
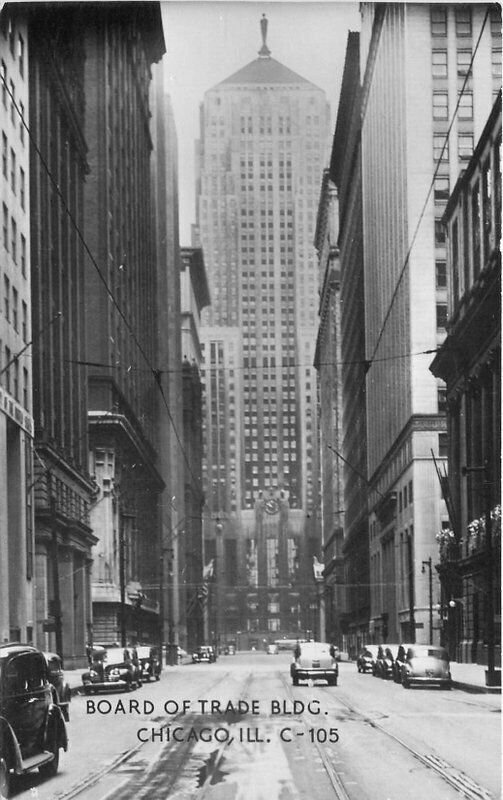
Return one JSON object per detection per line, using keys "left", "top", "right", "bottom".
{"left": 435, "top": 219, "right": 446, "bottom": 245}
{"left": 434, "top": 176, "right": 450, "bottom": 202}
{"left": 458, "top": 91, "right": 473, "bottom": 120}
{"left": 19, "top": 102, "right": 24, "bottom": 143}
{"left": 435, "top": 260, "right": 447, "bottom": 288}
{"left": 19, "top": 168, "right": 24, "bottom": 209}
{"left": 433, "top": 91, "right": 449, "bottom": 119}
{"left": 432, "top": 50, "right": 448, "bottom": 77}
{"left": 2, "top": 203, "right": 8, "bottom": 250}
{"left": 9, "top": 80, "right": 14, "bottom": 123}
{"left": 1, "top": 61, "right": 6, "bottom": 107}
{"left": 4, "top": 275, "right": 10, "bottom": 320}
{"left": 433, "top": 134, "right": 449, "bottom": 162}
{"left": 455, "top": 6, "right": 472, "bottom": 37}
{"left": 20, "top": 234, "right": 25, "bottom": 276}
{"left": 1, "top": 132, "right": 6, "bottom": 177}
{"left": 492, "top": 48, "right": 502, "bottom": 79}
{"left": 21, "top": 300, "right": 27, "bottom": 341}
{"left": 18, "top": 35, "right": 24, "bottom": 77}
{"left": 437, "top": 385, "right": 447, "bottom": 412}
{"left": 439, "top": 433, "right": 448, "bottom": 458}
{"left": 10, "top": 218, "right": 16, "bottom": 261}
{"left": 12, "top": 286, "right": 17, "bottom": 330}
{"left": 10, "top": 148, "right": 15, "bottom": 191}
{"left": 436, "top": 303, "right": 448, "bottom": 329}
{"left": 431, "top": 6, "right": 447, "bottom": 36}
{"left": 458, "top": 133, "right": 473, "bottom": 160}
{"left": 457, "top": 49, "right": 472, "bottom": 75}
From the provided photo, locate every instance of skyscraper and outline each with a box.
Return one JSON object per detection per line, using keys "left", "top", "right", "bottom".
{"left": 359, "top": 2, "right": 500, "bottom": 645}
{"left": 197, "top": 18, "right": 330, "bottom": 645}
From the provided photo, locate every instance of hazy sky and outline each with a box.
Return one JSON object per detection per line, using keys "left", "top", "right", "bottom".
{"left": 161, "top": 1, "right": 361, "bottom": 242}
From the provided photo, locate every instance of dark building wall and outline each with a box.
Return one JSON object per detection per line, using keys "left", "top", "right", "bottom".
{"left": 331, "top": 32, "right": 370, "bottom": 653}
{"left": 28, "top": 4, "right": 96, "bottom": 666}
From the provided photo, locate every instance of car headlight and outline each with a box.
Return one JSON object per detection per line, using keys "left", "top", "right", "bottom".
{"left": 144, "top": 661, "right": 150, "bottom": 668}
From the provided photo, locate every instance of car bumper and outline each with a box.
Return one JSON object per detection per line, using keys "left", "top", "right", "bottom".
{"left": 407, "top": 676, "right": 451, "bottom": 686}
{"left": 82, "top": 678, "right": 130, "bottom": 690}
{"left": 294, "top": 670, "right": 337, "bottom": 680}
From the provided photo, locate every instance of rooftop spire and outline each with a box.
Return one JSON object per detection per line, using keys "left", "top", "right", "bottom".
{"left": 258, "top": 13, "right": 271, "bottom": 58}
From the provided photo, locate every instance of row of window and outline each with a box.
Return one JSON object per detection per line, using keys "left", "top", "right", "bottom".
{"left": 1, "top": 17, "right": 25, "bottom": 76}
{"left": 430, "top": 5, "right": 498, "bottom": 38}
{"left": 433, "top": 132, "right": 475, "bottom": 162}
{"left": 433, "top": 90, "right": 474, "bottom": 121}
{"left": 2, "top": 273, "right": 28, "bottom": 339}
{"left": 2, "top": 131, "right": 26, "bottom": 204}
{"left": 0, "top": 341, "right": 30, "bottom": 409}
{"left": 2, "top": 202, "right": 27, "bottom": 272}
{"left": 432, "top": 47, "right": 501, "bottom": 79}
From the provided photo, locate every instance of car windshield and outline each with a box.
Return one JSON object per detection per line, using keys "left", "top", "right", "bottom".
{"left": 408, "top": 647, "right": 448, "bottom": 660}
{"left": 103, "top": 650, "right": 127, "bottom": 665}
{"left": 300, "top": 643, "right": 330, "bottom": 654}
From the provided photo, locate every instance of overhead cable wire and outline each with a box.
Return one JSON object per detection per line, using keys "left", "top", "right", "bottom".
{"left": 364, "top": 8, "right": 489, "bottom": 375}
{"left": 0, "top": 70, "right": 204, "bottom": 505}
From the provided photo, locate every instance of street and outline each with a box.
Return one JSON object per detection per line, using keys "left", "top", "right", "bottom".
{"left": 12, "top": 651, "right": 501, "bottom": 800}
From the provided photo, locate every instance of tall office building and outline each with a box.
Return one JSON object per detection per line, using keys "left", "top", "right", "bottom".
{"left": 0, "top": 7, "right": 34, "bottom": 645}
{"left": 359, "top": 3, "right": 500, "bottom": 644}
{"left": 197, "top": 18, "right": 330, "bottom": 645}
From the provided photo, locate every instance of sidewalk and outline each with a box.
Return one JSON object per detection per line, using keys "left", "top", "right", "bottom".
{"left": 450, "top": 661, "right": 501, "bottom": 694}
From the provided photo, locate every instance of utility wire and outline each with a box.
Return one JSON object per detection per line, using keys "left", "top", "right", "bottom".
{"left": 365, "top": 8, "right": 489, "bottom": 374}
{"left": 0, "top": 70, "right": 204, "bottom": 505}
{"left": 0, "top": 310, "right": 62, "bottom": 376}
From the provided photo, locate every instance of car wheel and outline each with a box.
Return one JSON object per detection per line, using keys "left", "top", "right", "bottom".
{"left": 292, "top": 675, "right": 299, "bottom": 686}
{"left": 39, "top": 727, "right": 60, "bottom": 779}
{"left": 402, "top": 675, "right": 410, "bottom": 689}
{"left": 0, "top": 754, "right": 14, "bottom": 798}
{"left": 155, "top": 674, "right": 160, "bottom": 681}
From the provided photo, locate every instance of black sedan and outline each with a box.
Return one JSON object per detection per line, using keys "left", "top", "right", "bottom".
{"left": 81, "top": 647, "right": 141, "bottom": 693}
{"left": 356, "top": 645, "right": 379, "bottom": 674}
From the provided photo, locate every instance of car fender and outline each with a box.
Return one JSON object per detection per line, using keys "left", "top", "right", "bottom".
{"left": 0, "top": 715, "right": 24, "bottom": 773}
{"left": 47, "top": 704, "right": 68, "bottom": 752}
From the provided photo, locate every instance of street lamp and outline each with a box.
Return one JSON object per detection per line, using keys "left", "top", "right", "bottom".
{"left": 421, "top": 557, "right": 433, "bottom": 645}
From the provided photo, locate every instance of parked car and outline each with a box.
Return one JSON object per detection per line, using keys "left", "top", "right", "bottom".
{"left": 392, "top": 644, "right": 414, "bottom": 683}
{"left": 43, "top": 652, "right": 71, "bottom": 720}
{"left": 290, "top": 641, "right": 338, "bottom": 686}
{"left": 401, "top": 645, "right": 452, "bottom": 689}
{"left": 0, "top": 643, "right": 68, "bottom": 797}
{"left": 356, "top": 645, "right": 379, "bottom": 674}
{"left": 81, "top": 647, "right": 140, "bottom": 693}
{"left": 375, "top": 644, "right": 399, "bottom": 679}
{"left": 136, "top": 645, "right": 161, "bottom": 682}
{"left": 192, "top": 645, "right": 216, "bottom": 663}
{"left": 267, "top": 643, "right": 278, "bottom": 655}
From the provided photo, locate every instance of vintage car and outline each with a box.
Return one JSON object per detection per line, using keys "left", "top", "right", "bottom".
{"left": 290, "top": 641, "right": 338, "bottom": 686}
{"left": 136, "top": 645, "right": 161, "bottom": 682}
{"left": 401, "top": 645, "right": 452, "bottom": 689}
{"left": 356, "top": 645, "right": 379, "bottom": 674}
{"left": 392, "top": 644, "right": 414, "bottom": 683}
{"left": 192, "top": 645, "right": 216, "bottom": 663}
{"left": 375, "top": 644, "right": 400, "bottom": 679}
{"left": 81, "top": 647, "right": 141, "bottom": 693}
{"left": 43, "top": 651, "right": 71, "bottom": 720}
{"left": 0, "top": 643, "right": 68, "bottom": 797}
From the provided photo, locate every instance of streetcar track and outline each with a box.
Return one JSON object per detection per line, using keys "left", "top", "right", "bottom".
{"left": 279, "top": 672, "right": 494, "bottom": 800}
{"left": 51, "top": 671, "right": 236, "bottom": 800}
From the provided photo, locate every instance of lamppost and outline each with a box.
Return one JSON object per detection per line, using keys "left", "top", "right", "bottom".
{"left": 313, "top": 556, "right": 325, "bottom": 643}
{"left": 215, "top": 521, "right": 224, "bottom": 654}
{"left": 421, "top": 557, "right": 433, "bottom": 645}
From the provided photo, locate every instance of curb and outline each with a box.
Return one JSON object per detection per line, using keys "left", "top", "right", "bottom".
{"left": 452, "top": 680, "right": 501, "bottom": 694}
